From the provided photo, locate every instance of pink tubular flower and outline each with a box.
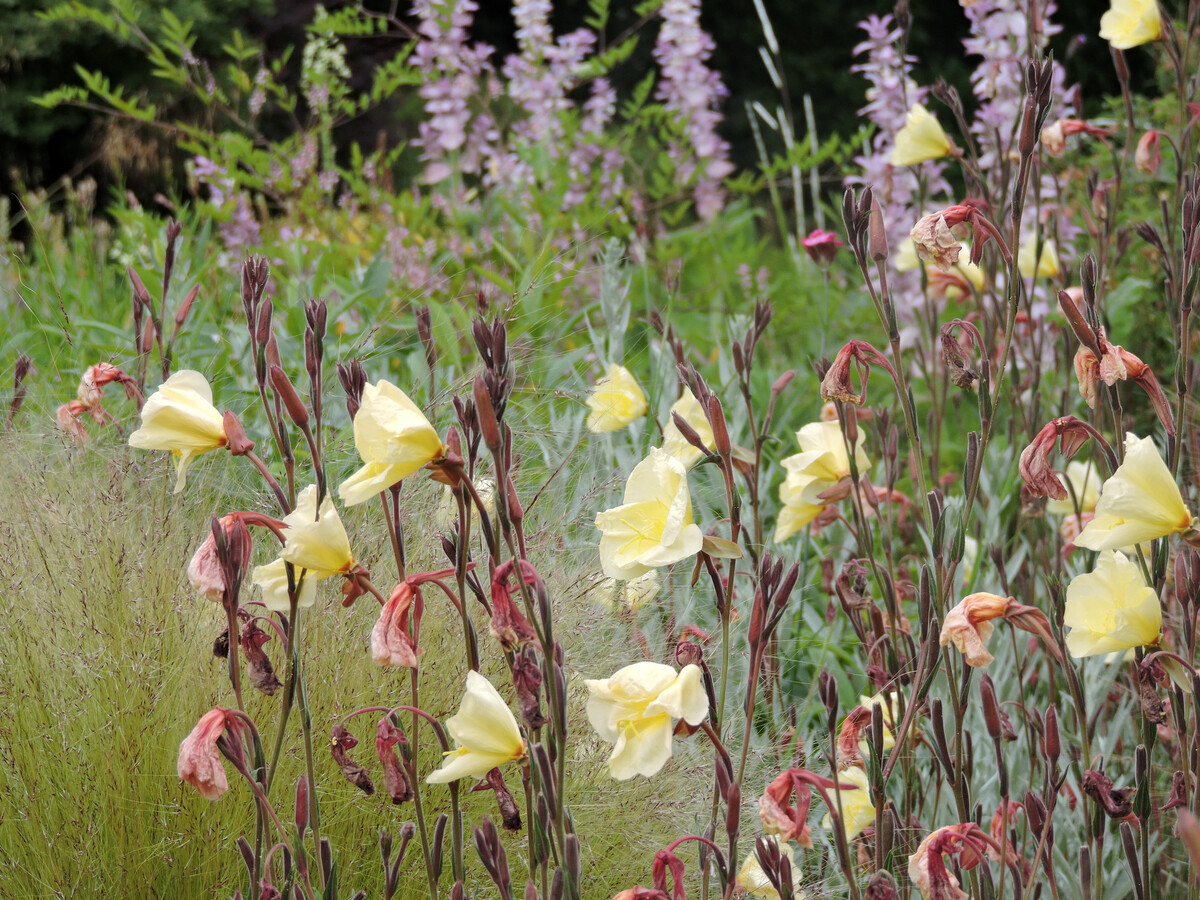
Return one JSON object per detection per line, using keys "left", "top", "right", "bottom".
{"left": 177, "top": 708, "right": 241, "bottom": 800}
{"left": 802, "top": 229, "right": 843, "bottom": 268}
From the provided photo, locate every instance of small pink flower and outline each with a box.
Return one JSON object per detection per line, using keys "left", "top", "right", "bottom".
{"left": 177, "top": 708, "right": 238, "bottom": 800}
{"left": 1135, "top": 130, "right": 1165, "bottom": 174}
{"left": 187, "top": 514, "right": 240, "bottom": 602}
{"left": 802, "top": 229, "right": 843, "bottom": 268}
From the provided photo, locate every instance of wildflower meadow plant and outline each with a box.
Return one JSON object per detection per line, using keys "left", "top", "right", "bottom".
{"left": 12, "top": 1, "right": 1200, "bottom": 899}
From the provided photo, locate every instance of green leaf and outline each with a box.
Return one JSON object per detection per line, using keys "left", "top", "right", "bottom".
{"left": 701, "top": 535, "right": 743, "bottom": 559}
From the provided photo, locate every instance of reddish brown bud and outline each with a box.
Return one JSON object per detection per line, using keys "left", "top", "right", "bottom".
{"left": 222, "top": 411, "right": 255, "bottom": 456}
{"left": 269, "top": 364, "right": 309, "bottom": 427}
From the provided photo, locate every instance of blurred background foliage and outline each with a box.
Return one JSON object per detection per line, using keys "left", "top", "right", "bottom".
{"left": 1, "top": 0, "right": 1155, "bottom": 204}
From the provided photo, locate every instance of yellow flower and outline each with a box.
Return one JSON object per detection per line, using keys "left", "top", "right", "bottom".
{"left": 1075, "top": 434, "right": 1193, "bottom": 551}
{"left": 735, "top": 836, "right": 800, "bottom": 899}
{"left": 586, "top": 364, "right": 648, "bottom": 433}
{"left": 1064, "top": 550, "right": 1161, "bottom": 658}
{"left": 1100, "top": 0, "right": 1162, "bottom": 49}
{"left": 595, "top": 448, "right": 703, "bottom": 580}
{"left": 585, "top": 661, "right": 708, "bottom": 780}
{"left": 890, "top": 105, "right": 953, "bottom": 166}
{"left": 820, "top": 767, "right": 875, "bottom": 841}
{"left": 774, "top": 422, "right": 870, "bottom": 541}
{"left": 339, "top": 380, "right": 444, "bottom": 506}
{"left": 1045, "top": 460, "right": 1101, "bottom": 516}
{"left": 128, "top": 370, "right": 227, "bottom": 493}
{"left": 250, "top": 557, "right": 319, "bottom": 613}
{"left": 427, "top": 671, "right": 527, "bottom": 783}
{"left": 279, "top": 485, "right": 356, "bottom": 579}
{"left": 662, "top": 388, "right": 714, "bottom": 468}
{"left": 1017, "top": 238, "right": 1061, "bottom": 279}
{"left": 593, "top": 570, "right": 661, "bottom": 611}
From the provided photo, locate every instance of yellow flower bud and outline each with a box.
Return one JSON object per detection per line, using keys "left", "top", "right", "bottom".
{"left": 1064, "top": 550, "right": 1161, "bottom": 658}
{"left": 586, "top": 364, "right": 648, "bottom": 433}
{"left": 339, "top": 380, "right": 444, "bottom": 507}
{"left": 595, "top": 449, "right": 703, "bottom": 580}
{"left": 890, "top": 104, "right": 953, "bottom": 167}
{"left": 1099, "top": 0, "right": 1162, "bottom": 49}
{"left": 426, "top": 671, "right": 527, "bottom": 783}
{"left": 1075, "top": 434, "right": 1193, "bottom": 551}
{"left": 585, "top": 661, "right": 708, "bottom": 780}
{"left": 128, "top": 370, "right": 227, "bottom": 493}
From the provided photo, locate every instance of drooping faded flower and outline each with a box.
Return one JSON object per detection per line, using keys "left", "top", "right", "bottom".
{"left": 595, "top": 449, "right": 703, "bottom": 580}
{"left": 662, "top": 389, "right": 714, "bottom": 469}
{"left": 1075, "top": 434, "right": 1193, "bottom": 551}
{"left": 585, "top": 661, "right": 708, "bottom": 780}
{"left": 339, "top": 380, "right": 444, "bottom": 506}
{"left": 587, "top": 364, "right": 649, "bottom": 433}
{"left": 890, "top": 104, "right": 953, "bottom": 166}
{"left": 371, "top": 582, "right": 423, "bottom": 667}
{"left": 909, "top": 212, "right": 962, "bottom": 271}
{"left": 1099, "top": 0, "right": 1162, "bottom": 49}
{"left": 939, "top": 593, "right": 1011, "bottom": 668}
{"left": 1064, "top": 550, "right": 1161, "bottom": 658}
{"left": 128, "top": 370, "right": 227, "bottom": 492}
{"left": 819, "top": 766, "right": 875, "bottom": 842}
{"left": 426, "top": 671, "right": 527, "bottom": 784}
{"left": 775, "top": 422, "right": 870, "bottom": 541}
{"left": 177, "top": 708, "right": 241, "bottom": 801}
{"left": 279, "top": 485, "right": 356, "bottom": 579}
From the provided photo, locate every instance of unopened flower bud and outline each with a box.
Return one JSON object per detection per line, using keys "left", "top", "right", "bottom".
{"left": 222, "top": 411, "right": 255, "bottom": 456}
{"left": 269, "top": 364, "right": 309, "bottom": 427}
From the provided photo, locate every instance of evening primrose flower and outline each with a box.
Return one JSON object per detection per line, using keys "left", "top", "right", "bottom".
{"left": 775, "top": 422, "right": 870, "bottom": 541}
{"left": 177, "top": 708, "right": 241, "bottom": 801}
{"left": 1075, "top": 434, "right": 1194, "bottom": 551}
{"left": 1099, "top": 0, "right": 1162, "bottom": 49}
{"left": 128, "top": 370, "right": 227, "bottom": 493}
{"left": 250, "top": 558, "right": 319, "bottom": 613}
{"left": 279, "top": 485, "right": 356, "bottom": 579}
{"left": 586, "top": 364, "right": 648, "bottom": 433}
{"left": 1017, "top": 238, "right": 1061, "bottom": 279}
{"left": 585, "top": 661, "right": 708, "bottom": 780}
{"left": 427, "top": 671, "right": 527, "bottom": 783}
{"left": 820, "top": 767, "right": 875, "bottom": 841}
{"left": 890, "top": 104, "right": 953, "bottom": 166}
{"left": 595, "top": 449, "right": 703, "bottom": 580}
{"left": 339, "top": 380, "right": 444, "bottom": 506}
{"left": 1064, "top": 550, "right": 1161, "bottom": 658}
{"left": 662, "top": 389, "right": 714, "bottom": 469}
{"left": 1045, "top": 461, "right": 1101, "bottom": 516}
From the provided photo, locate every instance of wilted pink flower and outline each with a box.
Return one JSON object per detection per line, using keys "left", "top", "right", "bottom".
{"left": 939, "top": 593, "right": 1014, "bottom": 667}
{"left": 1018, "top": 416, "right": 1102, "bottom": 501}
{"left": 1136, "top": 130, "right": 1165, "bottom": 174}
{"left": 55, "top": 402, "right": 90, "bottom": 443}
{"left": 802, "top": 229, "right": 843, "bottom": 268}
{"left": 490, "top": 559, "right": 539, "bottom": 651}
{"left": 1073, "top": 330, "right": 1174, "bottom": 434}
{"left": 177, "top": 708, "right": 240, "bottom": 800}
{"left": 187, "top": 514, "right": 252, "bottom": 602}
{"left": 371, "top": 582, "right": 423, "bottom": 667}
{"left": 376, "top": 717, "right": 413, "bottom": 804}
{"left": 1039, "top": 118, "right": 1112, "bottom": 156}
